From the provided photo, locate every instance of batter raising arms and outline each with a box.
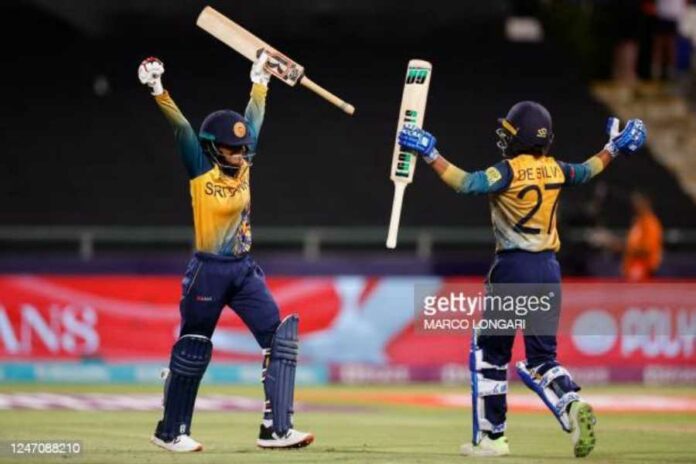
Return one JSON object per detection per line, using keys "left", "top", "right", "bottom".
{"left": 398, "top": 102, "right": 646, "bottom": 458}
{"left": 138, "top": 54, "right": 313, "bottom": 452}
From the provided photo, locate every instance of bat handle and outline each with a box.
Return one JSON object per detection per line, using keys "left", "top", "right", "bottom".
{"left": 300, "top": 76, "right": 355, "bottom": 116}
{"left": 386, "top": 182, "right": 407, "bottom": 249}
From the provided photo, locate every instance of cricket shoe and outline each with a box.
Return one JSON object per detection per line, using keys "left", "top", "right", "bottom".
{"left": 569, "top": 400, "right": 597, "bottom": 457}
{"left": 256, "top": 425, "right": 314, "bottom": 449}
{"left": 151, "top": 434, "right": 203, "bottom": 452}
{"left": 460, "top": 435, "right": 510, "bottom": 457}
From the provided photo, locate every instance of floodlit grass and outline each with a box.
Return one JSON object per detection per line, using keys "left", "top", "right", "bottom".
{"left": 0, "top": 384, "right": 694, "bottom": 463}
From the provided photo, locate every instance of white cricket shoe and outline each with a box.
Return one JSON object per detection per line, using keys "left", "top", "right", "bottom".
{"left": 256, "top": 425, "right": 314, "bottom": 449}
{"left": 151, "top": 434, "right": 203, "bottom": 452}
{"left": 460, "top": 435, "right": 510, "bottom": 457}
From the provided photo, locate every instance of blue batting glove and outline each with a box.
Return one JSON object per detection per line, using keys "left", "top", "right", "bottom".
{"left": 604, "top": 118, "right": 647, "bottom": 157}
{"left": 398, "top": 125, "right": 438, "bottom": 162}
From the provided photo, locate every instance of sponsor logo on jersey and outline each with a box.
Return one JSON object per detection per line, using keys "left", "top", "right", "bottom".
{"left": 485, "top": 167, "right": 502, "bottom": 184}
{"left": 204, "top": 180, "right": 249, "bottom": 198}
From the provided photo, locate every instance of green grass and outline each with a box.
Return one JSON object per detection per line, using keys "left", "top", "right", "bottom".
{"left": 0, "top": 384, "right": 695, "bottom": 463}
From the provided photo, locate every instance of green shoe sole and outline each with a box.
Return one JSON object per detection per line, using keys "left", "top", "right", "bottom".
{"left": 573, "top": 402, "right": 597, "bottom": 458}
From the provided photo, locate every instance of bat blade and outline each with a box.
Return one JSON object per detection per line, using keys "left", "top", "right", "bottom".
{"left": 196, "top": 6, "right": 354, "bottom": 115}
{"left": 196, "top": 7, "right": 305, "bottom": 87}
{"left": 196, "top": 6, "right": 266, "bottom": 62}
{"left": 386, "top": 60, "right": 433, "bottom": 249}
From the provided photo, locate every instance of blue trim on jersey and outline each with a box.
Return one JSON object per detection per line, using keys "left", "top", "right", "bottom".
{"left": 178, "top": 128, "right": 212, "bottom": 179}
{"left": 460, "top": 160, "right": 513, "bottom": 195}
{"left": 244, "top": 87, "right": 265, "bottom": 155}
{"left": 557, "top": 160, "right": 592, "bottom": 186}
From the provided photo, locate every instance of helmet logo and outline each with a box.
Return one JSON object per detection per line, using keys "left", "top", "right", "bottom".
{"left": 537, "top": 128, "right": 548, "bottom": 138}
{"left": 233, "top": 122, "right": 247, "bottom": 138}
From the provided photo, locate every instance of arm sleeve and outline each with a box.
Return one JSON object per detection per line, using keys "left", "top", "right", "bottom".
{"left": 440, "top": 159, "right": 513, "bottom": 195}
{"left": 244, "top": 83, "right": 268, "bottom": 154}
{"left": 557, "top": 156, "right": 605, "bottom": 186}
{"left": 154, "top": 91, "right": 210, "bottom": 178}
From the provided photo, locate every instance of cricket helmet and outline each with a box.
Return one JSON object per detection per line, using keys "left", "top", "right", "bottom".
{"left": 496, "top": 101, "right": 554, "bottom": 157}
{"left": 199, "top": 110, "right": 255, "bottom": 174}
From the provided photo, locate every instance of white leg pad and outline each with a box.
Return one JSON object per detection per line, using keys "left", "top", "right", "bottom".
{"left": 471, "top": 347, "right": 508, "bottom": 442}
{"left": 516, "top": 362, "right": 580, "bottom": 432}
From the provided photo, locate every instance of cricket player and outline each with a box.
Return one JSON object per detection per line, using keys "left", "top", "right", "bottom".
{"left": 138, "top": 55, "right": 313, "bottom": 452}
{"left": 398, "top": 102, "right": 646, "bottom": 458}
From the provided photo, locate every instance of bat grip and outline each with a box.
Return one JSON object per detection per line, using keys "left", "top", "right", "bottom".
{"left": 300, "top": 76, "right": 355, "bottom": 116}
{"left": 386, "top": 182, "right": 407, "bottom": 249}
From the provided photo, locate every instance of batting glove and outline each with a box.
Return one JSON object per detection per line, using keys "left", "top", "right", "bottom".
{"left": 138, "top": 57, "right": 164, "bottom": 96}
{"left": 604, "top": 117, "right": 647, "bottom": 157}
{"left": 250, "top": 50, "right": 272, "bottom": 87}
{"left": 398, "top": 125, "right": 439, "bottom": 163}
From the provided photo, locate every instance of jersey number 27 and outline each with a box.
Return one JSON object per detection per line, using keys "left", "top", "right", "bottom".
{"left": 513, "top": 182, "right": 562, "bottom": 235}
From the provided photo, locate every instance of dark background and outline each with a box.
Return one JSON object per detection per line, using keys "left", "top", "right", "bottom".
{"left": 0, "top": 0, "right": 693, "bottom": 231}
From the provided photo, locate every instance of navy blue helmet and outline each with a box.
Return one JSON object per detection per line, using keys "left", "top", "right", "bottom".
{"left": 198, "top": 110, "right": 254, "bottom": 174}
{"left": 496, "top": 101, "right": 554, "bottom": 157}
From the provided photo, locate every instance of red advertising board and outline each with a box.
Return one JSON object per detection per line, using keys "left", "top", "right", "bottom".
{"left": 0, "top": 276, "right": 694, "bottom": 369}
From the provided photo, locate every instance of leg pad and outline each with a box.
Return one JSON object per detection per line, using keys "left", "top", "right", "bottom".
{"left": 516, "top": 361, "right": 580, "bottom": 432}
{"left": 470, "top": 341, "right": 508, "bottom": 444}
{"left": 263, "top": 315, "right": 299, "bottom": 437}
{"left": 157, "top": 335, "right": 212, "bottom": 441}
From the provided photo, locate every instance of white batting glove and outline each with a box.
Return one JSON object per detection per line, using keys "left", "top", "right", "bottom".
{"left": 250, "top": 50, "right": 271, "bottom": 87}
{"left": 603, "top": 117, "right": 621, "bottom": 157}
{"left": 138, "top": 57, "right": 164, "bottom": 96}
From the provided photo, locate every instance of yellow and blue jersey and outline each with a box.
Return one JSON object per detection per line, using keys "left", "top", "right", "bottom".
{"left": 441, "top": 153, "right": 605, "bottom": 252}
{"left": 155, "top": 84, "right": 267, "bottom": 256}
{"left": 489, "top": 155, "right": 565, "bottom": 252}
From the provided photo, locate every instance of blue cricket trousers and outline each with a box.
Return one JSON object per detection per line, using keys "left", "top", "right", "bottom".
{"left": 179, "top": 252, "right": 281, "bottom": 349}
{"left": 473, "top": 250, "right": 574, "bottom": 437}
{"left": 478, "top": 250, "right": 562, "bottom": 368}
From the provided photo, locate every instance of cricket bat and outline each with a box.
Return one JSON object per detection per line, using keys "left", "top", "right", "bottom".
{"left": 196, "top": 6, "right": 355, "bottom": 116}
{"left": 386, "top": 60, "right": 433, "bottom": 249}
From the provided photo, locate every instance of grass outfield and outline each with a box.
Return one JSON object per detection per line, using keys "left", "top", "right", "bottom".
{"left": 0, "top": 384, "right": 695, "bottom": 463}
